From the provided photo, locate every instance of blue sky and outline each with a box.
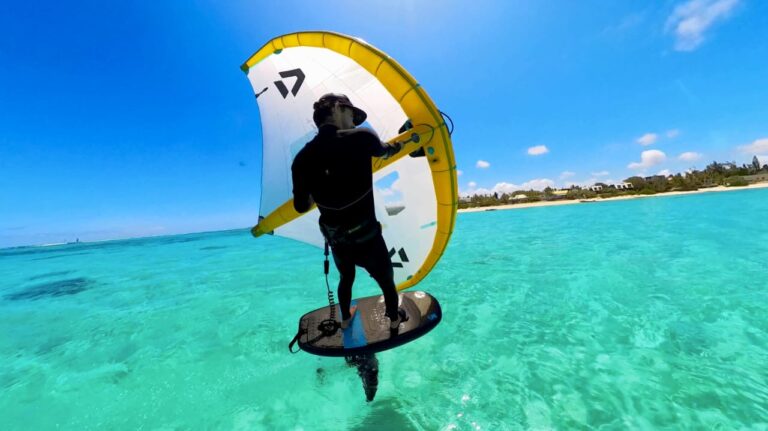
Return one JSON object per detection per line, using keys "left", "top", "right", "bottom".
{"left": 2, "top": 0, "right": 767, "bottom": 247}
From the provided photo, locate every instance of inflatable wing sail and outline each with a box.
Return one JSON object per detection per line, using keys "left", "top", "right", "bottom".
{"left": 242, "top": 32, "right": 457, "bottom": 290}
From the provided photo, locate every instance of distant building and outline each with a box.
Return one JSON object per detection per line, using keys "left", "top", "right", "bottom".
{"left": 512, "top": 194, "right": 528, "bottom": 200}
{"left": 614, "top": 182, "right": 634, "bottom": 190}
{"left": 551, "top": 190, "right": 569, "bottom": 196}
{"left": 743, "top": 173, "right": 768, "bottom": 183}
{"left": 586, "top": 185, "right": 603, "bottom": 192}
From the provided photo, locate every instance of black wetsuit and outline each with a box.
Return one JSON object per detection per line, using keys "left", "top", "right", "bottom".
{"left": 291, "top": 124, "right": 401, "bottom": 321}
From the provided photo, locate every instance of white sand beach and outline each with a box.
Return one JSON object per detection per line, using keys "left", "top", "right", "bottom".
{"left": 458, "top": 182, "right": 768, "bottom": 213}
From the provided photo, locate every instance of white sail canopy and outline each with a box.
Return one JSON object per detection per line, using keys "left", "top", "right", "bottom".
{"left": 243, "top": 32, "right": 457, "bottom": 290}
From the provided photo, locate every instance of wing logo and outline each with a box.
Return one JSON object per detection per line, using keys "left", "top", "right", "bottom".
{"left": 274, "top": 68, "right": 305, "bottom": 98}
{"left": 388, "top": 247, "right": 410, "bottom": 268}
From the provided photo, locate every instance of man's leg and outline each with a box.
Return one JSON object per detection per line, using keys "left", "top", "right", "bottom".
{"left": 359, "top": 235, "right": 399, "bottom": 320}
{"left": 371, "top": 269, "right": 399, "bottom": 321}
{"left": 331, "top": 246, "right": 356, "bottom": 321}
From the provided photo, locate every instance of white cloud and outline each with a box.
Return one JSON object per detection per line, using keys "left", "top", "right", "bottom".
{"left": 628, "top": 150, "right": 667, "bottom": 169}
{"left": 377, "top": 177, "right": 403, "bottom": 197}
{"left": 666, "top": 0, "right": 740, "bottom": 52}
{"left": 466, "top": 188, "right": 491, "bottom": 196}
{"left": 738, "top": 138, "right": 768, "bottom": 154}
{"left": 636, "top": 133, "right": 658, "bottom": 146}
{"left": 488, "top": 182, "right": 519, "bottom": 195}
{"left": 520, "top": 179, "right": 556, "bottom": 190}
{"left": 604, "top": 13, "right": 646, "bottom": 34}
{"left": 456, "top": 170, "right": 463, "bottom": 176}
{"left": 666, "top": 129, "right": 680, "bottom": 138}
{"left": 591, "top": 171, "right": 610, "bottom": 177}
{"left": 462, "top": 178, "right": 556, "bottom": 197}
{"left": 678, "top": 151, "right": 703, "bottom": 162}
{"left": 527, "top": 145, "right": 549, "bottom": 156}
{"left": 756, "top": 155, "right": 768, "bottom": 166}
{"left": 560, "top": 171, "right": 576, "bottom": 179}
{"left": 658, "top": 169, "right": 672, "bottom": 176}
{"left": 476, "top": 160, "right": 490, "bottom": 169}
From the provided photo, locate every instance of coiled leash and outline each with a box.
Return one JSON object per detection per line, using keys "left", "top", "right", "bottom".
{"left": 288, "top": 241, "right": 340, "bottom": 353}
{"left": 319, "top": 241, "right": 339, "bottom": 331}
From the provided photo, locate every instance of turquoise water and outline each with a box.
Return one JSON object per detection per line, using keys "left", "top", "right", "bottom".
{"left": 2, "top": 189, "right": 768, "bottom": 430}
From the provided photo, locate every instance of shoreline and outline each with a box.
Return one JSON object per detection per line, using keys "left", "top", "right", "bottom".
{"left": 458, "top": 182, "right": 768, "bottom": 213}
{"left": 6, "top": 184, "right": 766, "bottom": 249}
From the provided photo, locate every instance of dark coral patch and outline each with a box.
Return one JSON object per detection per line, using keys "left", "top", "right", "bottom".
{"left": 5, "top": 277, "right": 91, "bottom": 301}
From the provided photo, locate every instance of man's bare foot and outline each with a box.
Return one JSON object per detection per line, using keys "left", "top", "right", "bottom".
{"left": 389, "top": 307, "right": 408, "bottom": 329}
{"left": 341, "top": 305, "right": 358, "bottom": 329}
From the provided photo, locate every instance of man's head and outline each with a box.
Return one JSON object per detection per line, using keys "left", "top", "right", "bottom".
{"left": 313, "top": 93, "right": 367, "bottom": 129}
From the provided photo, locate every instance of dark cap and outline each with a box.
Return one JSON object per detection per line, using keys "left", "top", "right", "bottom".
{"left": 313, "top": 93, "right": 367, "bottom": 126}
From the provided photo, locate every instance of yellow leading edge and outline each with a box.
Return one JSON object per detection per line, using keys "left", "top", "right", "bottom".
{"left": 241, "top": 31, "right": 458, "bottom": 290}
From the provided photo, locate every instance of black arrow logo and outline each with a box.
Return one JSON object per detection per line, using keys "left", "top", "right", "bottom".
{"left": 388, "top": 247, "right": 410, "bottom": 268}
{"left": 274, "top": 68, "right": 305, "bottom": 98}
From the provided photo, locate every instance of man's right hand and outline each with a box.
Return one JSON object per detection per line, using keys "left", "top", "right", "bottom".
{"left": 382, "top": 141, "right": 403, "bottom": 159}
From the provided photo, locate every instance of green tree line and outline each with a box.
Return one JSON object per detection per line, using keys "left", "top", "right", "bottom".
{"left": 458, "top": 157, "right": 768, "bottom": 209}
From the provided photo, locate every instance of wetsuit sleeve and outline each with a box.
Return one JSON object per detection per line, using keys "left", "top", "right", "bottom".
{"left": 354, "top": 127, "right": 403, "bottom": 158}
{"left": 291, "top": 152, "right": 313, "bottom": 213}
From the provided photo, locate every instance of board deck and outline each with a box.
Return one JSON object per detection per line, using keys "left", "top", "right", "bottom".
{"left": 295, "top": 291, "right": 442, "bottom": 356}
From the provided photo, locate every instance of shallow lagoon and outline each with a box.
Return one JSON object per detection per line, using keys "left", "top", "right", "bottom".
{"left": 2, "top": 188, "right": 767, "bottom": 429}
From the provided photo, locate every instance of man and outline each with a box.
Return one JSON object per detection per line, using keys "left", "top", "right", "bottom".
{"left": 291, "top": 93, "right": 406, "bottom": 330}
